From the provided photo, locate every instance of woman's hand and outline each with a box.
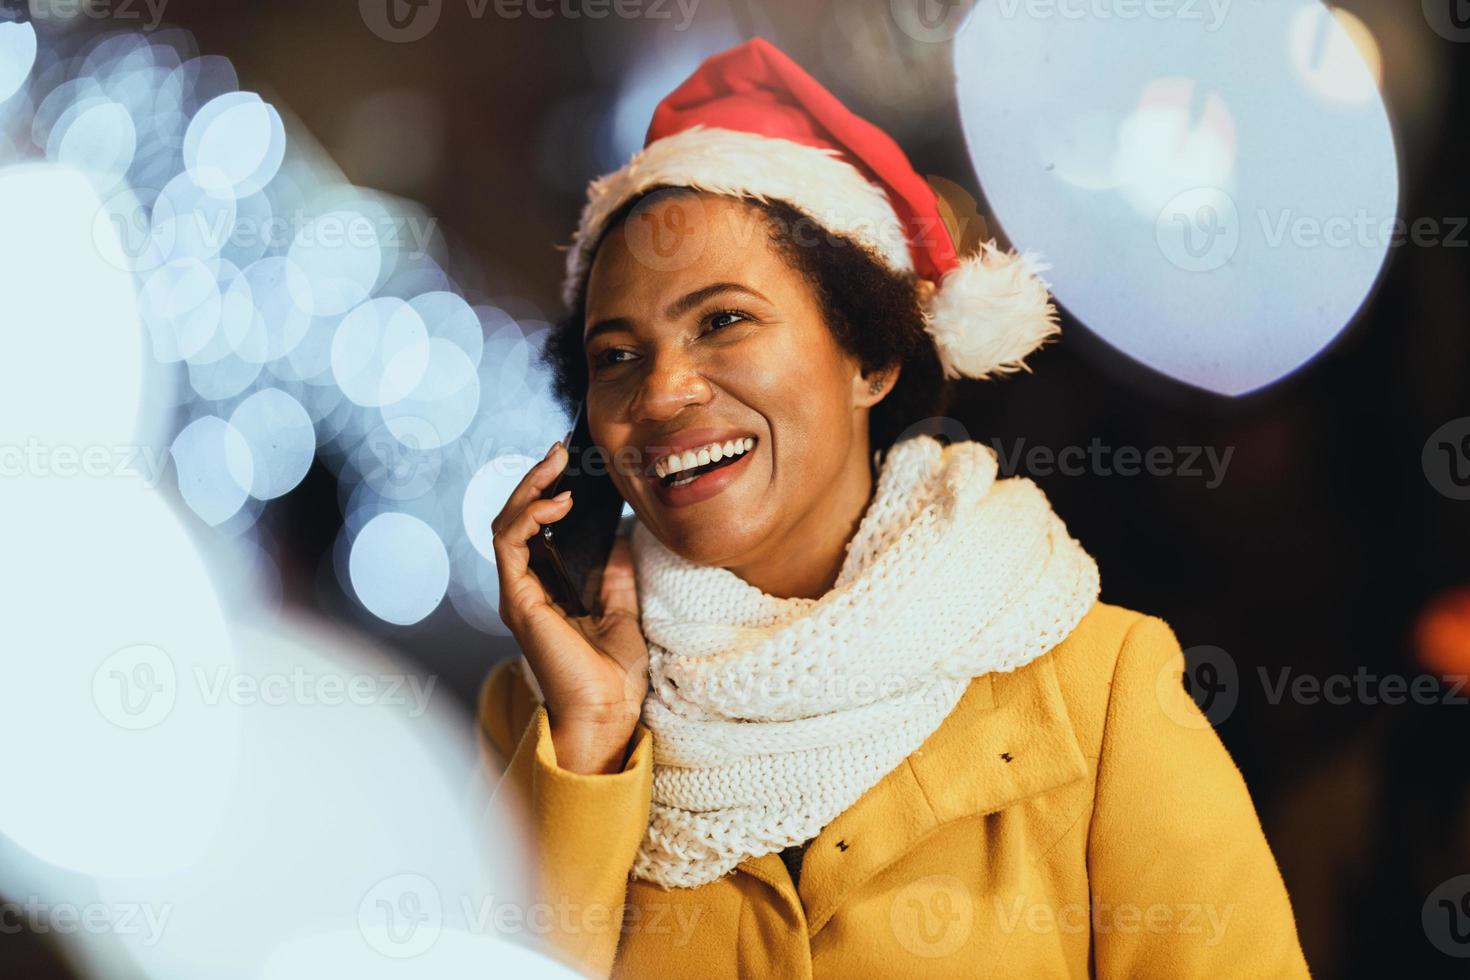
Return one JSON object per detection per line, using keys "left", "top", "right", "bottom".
{"left": 491, "top": 442, "right": 649, "bottom": 775}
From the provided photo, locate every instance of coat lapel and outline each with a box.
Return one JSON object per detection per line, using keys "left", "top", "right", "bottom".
{"left": 741, "top": 652, "right": 1088, "bottom": 935}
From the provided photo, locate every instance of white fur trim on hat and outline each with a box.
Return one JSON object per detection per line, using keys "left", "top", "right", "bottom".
{"left": 563, "top": 126, "right": 1060, "bottom": 381}
{"left": 563, "top": 125, "right": 912, "bottom": 307}
{"left": 923, "top": 243, "right": 1060, "bottom": 380}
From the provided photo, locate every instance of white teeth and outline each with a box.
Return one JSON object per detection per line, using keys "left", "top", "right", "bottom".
{"left": 654, "top": 437, "right": 757, "bottom": 482}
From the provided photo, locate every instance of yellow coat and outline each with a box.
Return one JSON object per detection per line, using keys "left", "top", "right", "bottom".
{"left": 479, "top": 602, "right": 1311, "bottom": 978}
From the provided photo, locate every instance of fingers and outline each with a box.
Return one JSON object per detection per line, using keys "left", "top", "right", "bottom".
{"left": 490, "top": 441, "right": 568, "bottom": 537}
{"left": 599, "top": 536, "right": 639, "bottom": 619}
{"left": 492, "top": 491, "right": 573, "bottom": 623}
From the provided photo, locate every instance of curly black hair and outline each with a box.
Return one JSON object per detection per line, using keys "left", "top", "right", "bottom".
{"left": 544, "top": 188, "right": 950, "bottom": 451}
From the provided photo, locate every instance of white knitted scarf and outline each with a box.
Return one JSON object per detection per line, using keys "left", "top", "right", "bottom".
{"left": 628, "top": 435, "right": 1100, "bottom": 890}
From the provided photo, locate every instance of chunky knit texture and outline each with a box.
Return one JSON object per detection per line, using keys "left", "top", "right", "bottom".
{"left": 629, "top": 435, "right": 1100, "bottom": 889}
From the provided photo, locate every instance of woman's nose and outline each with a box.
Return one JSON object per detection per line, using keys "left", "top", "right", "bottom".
{"left": 630, "top": 350, "right": 712, "bottom": 423}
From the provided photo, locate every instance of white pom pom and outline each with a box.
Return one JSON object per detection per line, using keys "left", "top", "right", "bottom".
{"left": 922, "top": 242, "right": 1060, "bottom": 380}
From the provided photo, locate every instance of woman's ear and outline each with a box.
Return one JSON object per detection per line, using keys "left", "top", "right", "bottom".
{"left": 854, "top": 362, "right": 900, "bottom": 409}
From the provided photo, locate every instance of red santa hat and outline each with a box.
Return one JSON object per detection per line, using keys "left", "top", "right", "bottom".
{"left": 562, "top": 37, "right": 1059, "bottom": 380}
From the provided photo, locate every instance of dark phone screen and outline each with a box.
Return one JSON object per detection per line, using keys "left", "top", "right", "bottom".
{"left": 526, "top": 403, "right": 626, "bottom": 617}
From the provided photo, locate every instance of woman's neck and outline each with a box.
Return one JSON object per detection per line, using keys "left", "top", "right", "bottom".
{"left": 726, "top": 441, "right": 877, "bottom": 600}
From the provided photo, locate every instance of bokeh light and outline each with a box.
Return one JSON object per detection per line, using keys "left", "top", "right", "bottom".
{"left": 1, "top": 16, "right": 590, "bottom": 643}
{"left": 0, "top": 19, "right": 38, "bottom": 103}
{"left": 171, "top": 414, "right": 254, "bottom": 525}
{"left": 332, "top": 296, "right": 432, "bottom": 407}
{"left": 183, "top": 90, "right": 285, "bottom": 197}
{"left": 954, "top": 0, "right": 1399, "bottom": 395}
{"left": 229, "top": 387, "right": 315, "bottom": 500}
{"left": 349, "top": 512, "right": 451, "bottom": 625}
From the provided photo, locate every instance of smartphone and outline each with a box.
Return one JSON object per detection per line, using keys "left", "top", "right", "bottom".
{"left": 526, "top": 402, "right": 626, "bottom": 617}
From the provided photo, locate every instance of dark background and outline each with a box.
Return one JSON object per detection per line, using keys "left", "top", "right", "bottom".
{"left": 8, "top": 1, "right": 1470, "bottom": 976}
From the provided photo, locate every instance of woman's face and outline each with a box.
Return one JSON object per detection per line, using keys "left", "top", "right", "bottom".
{"left": 582, "top": 192, "right": 881, "bottom": 569}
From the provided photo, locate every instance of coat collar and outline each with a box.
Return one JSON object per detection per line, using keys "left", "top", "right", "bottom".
{"left": 735, "top": 650, "right": 1088, "bottom": 934}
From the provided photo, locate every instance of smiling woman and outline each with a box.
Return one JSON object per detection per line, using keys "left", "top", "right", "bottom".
{"left": 479, "top": 37, "right": 1310, "bottom": 979}
{"left": 546, "top": 189, "right": 947, "bottom": 593}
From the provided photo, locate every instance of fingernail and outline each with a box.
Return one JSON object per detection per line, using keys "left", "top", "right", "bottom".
{"left": 553, "top": 490, "right": 572, "bottom": 503}
{"left": 547, "top": 440, "right": 563, "bottom": 457}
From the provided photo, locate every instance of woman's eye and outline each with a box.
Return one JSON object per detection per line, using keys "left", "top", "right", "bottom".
{"left": 592, "top": 348, "right": 637, "bottom": 370}
{"left": 705, "top": 310, "right": 748, "bottom": 332}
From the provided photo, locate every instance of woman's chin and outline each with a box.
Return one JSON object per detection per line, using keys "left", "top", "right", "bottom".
{"left": 644, "top": 508, "right": 768, "bottom": 569}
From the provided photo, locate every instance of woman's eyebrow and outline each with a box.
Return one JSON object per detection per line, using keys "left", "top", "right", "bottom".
{"left": 663, "top": 281, "right": 768, "bottom": 319}
{"left": 585, "top": 282, "right": 770, "bottom": 343}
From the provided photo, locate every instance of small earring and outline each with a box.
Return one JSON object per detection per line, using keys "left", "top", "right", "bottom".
{"left": 868, "top": 376, "right": 885, "bottom": 395}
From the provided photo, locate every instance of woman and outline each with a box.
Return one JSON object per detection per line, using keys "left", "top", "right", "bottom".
{"left": 481, "top": 38, "right": 1309, "bottom": 978}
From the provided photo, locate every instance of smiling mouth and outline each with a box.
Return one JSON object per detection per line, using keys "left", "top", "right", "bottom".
{"left": 652, "top": 437, "right": 758, "bottom": 487}
{"left": 663, "top": 454, "right": 739, "bottom": 488}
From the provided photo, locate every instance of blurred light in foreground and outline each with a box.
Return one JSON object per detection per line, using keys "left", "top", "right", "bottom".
{"left": 7, "top": 22, "right": 563, "bottom": 634}
{"left": 0, "top": 163, "right": 544, "bottom": 978}
{"left": 0, "top": 18, "right": 37, "bottom": 103}
{"left": 0, "top": 164, "right": 239, "bottom": 877}
{"left": 0, "top": 611, "right": 543, "bottom": 979}
{"left": 349, "top": 512, "right": 450, "bottom": 625}
{"left": 2, "top": 479, "right": 242, "bottom": 878}
{"left": 1289, "top": 5, "right": 1382, "bottom": 105}
{"left": 954, "top": 0, "right": 1398, "bottom": 395}
{"left": 261, "top": 927, "right": 579, "bottom": 980}
{"left": 0, "top": 165, "right": 143, "bottom": 447}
